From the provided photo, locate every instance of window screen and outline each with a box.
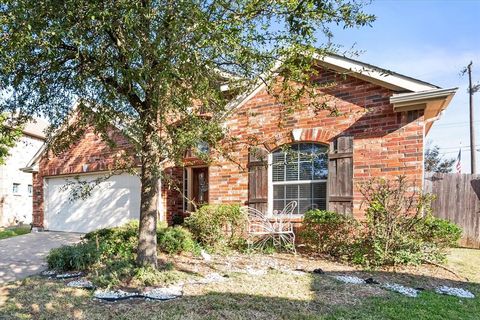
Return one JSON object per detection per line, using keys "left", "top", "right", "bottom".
{"left": 271, "top": 143, "right": 328, "bottom": 214}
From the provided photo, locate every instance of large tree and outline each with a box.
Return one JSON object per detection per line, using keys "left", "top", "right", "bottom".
{"left": 0, "top": 0, "right": 374, "bottom": 267}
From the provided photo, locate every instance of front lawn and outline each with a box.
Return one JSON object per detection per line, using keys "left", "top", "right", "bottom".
{"left": 0, "top": 225, "right": 30, "bottom": 240}
{"left": 1, "top": 249, "right": 479, "bottom": 320}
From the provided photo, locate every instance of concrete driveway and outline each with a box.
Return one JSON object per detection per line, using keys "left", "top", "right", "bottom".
{"left": 0, "top": 232, "right": 82, "bottom": 284}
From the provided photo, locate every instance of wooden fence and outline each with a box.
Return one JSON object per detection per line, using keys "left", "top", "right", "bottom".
{"left": 424, "top": 173, "right": 480, "bottom": 248}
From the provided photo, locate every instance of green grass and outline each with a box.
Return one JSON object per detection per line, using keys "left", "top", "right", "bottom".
{"left": 0, "top": 225, "right": 30, "bottom": 240}
{"left": 328, "top": 290, "right": 480, "bottom": 320}
{"left": 445, "top": 248, "right": 480, "bottom": 283}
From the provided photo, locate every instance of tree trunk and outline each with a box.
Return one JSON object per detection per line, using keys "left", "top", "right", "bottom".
{"left": 136, "top": 135, "right": 159, "bottom": 268}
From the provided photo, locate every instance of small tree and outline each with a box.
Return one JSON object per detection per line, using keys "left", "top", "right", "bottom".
{"left": 0, "top": 114, "right": 22, "bottom": 165}
{"left": 0, "top": 0, "right": 374, "bottom": 268}
{"left": 424, "top": 145, "right": 455, "bottom": 173}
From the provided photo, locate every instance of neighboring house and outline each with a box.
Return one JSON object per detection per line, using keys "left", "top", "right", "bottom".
{"left": 0, "top": 119, "right": 48, "bottom": 226}
{"left": 24, "top": 54, "right": 457, "bottom": 233}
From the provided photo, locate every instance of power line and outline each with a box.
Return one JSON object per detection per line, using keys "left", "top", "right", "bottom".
{"left": 434, "top": 120, "right": 480, "bottom": 127}
{"left": 436, "top": 145, "right": 477, "bottom": 150}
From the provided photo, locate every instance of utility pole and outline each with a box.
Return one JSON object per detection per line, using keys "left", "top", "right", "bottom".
{"left": 468, "top": 62, "right": 476, "bottom": 174}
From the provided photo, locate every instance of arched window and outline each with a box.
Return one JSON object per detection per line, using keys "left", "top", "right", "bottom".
{"left": 271, "top": 143, "right": 328, "bottom": 215}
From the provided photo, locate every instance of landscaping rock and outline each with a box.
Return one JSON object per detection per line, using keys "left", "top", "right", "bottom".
{"left": 195, "top": 272, "right": 228, "bottom": 284}
{"left": 40, "top": 270, "right": 57, "bottom": 277}
{"left": 280, "top": 268, "right": 307, "bottom": 276}
{"left": 312, "top": 268, "right": 325, "bottom": 275}
{"left": 66, "top": 279, "right": 95, "bottom": 290}
{"left": 94, "top": 289, "right": 141, "bottom": 301}
{"left": 55, "top": 272, "right": 84, "bottom": 279}
{"left": 333, "top": 275, "right": 365, "bottom": 284}
{"left": 382, "top": 283, "right": 418, "bottom": 298}
{"left": 143, "top": 285, "right": 183, "bottom": 300}
{"left": 435, "top": 286, "right": 475, "bottom": 299}
{"left": 200, "top": 250, "right": 212, "bottom": 262}
{"left": 364, "top": 277, "right": 380, "bottom": 285}
{"left": 246, "top": 267, "right": 267, "bottom": 276}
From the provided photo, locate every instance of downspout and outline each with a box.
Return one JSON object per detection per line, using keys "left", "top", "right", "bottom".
{"left": 422, "top": 111, "right": 444, "bottom": 215}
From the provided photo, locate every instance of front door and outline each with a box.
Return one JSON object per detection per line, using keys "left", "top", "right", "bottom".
{"left": 192, "top": 167, "right": 209, "bottom": 209}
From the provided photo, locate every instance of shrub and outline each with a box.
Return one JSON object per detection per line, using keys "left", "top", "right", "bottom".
{"left": 47, "top": 241, "right": 101, "bottom": 271}
{"left": 418, "top": 215, "right": 462, "bottom": 262}
{"left": 420, "top": 215, "right": 462, "bottom": 247}
{"left": 47, "top": 220, "right": 200, "bottom": 275}
{"left": 300, "top": 177, "right": 463, "bottom": 268}
{"left": 130, "top": 265, "right": 185, "bottom": 287}
{"left": 157, "top": 226, "right": 198, "bottom": 254}
{"left": 184, "top": 204, "right": 247, "bottom": 250}
{"left": 91, "top": 259, "right": 135, "bottom": 288}
{"left": 356, "top": 176, "right": 462, "bottom": 267}
{"left": 300, "top": 210, "right": 358, "bottom": 258}
{"left": 84, "top": 221, "right": 138, "bottom": 262}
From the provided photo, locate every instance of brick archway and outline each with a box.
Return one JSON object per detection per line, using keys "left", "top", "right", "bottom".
{"left": 263, "top": 127, "right": 338, "bottom": 151}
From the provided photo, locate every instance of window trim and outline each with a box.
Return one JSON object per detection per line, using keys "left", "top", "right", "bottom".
{"left": 267, "top": 143, "right": 329, "bottom": 216}
{"left": 12, "top": 183, "right": 21, "bottom": 195}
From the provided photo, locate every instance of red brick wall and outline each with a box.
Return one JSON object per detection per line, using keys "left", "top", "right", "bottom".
{"left": 162, "top": 166, "right": 184, "bottom": 225}
{"left": 33, "top": 68, "right": 425, "bottom": 227}
{"left": 168, "top": 68, "right": 424, "bottom": 219}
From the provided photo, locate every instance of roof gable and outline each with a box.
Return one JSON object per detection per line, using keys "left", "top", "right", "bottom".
{"left": 315, "top": 53, "right": 439, "bottom": 92}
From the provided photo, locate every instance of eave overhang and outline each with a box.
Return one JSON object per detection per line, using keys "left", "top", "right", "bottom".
{"left": 390, "top": 87, "right": 458, "bottom": 134}
{"left": 20, "top": 165, "right": 38, "bottom": 173}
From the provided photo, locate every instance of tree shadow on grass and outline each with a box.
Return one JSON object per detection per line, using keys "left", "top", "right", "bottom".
{"left": 1, "top": 268, "right": 479, "bottom": 320}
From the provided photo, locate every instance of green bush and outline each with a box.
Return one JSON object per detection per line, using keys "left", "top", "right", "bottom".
{"left": 47, "top": 220, "right": 200, "bottom": 279}
{"left": 300, "top": 210, "right": 358, "bottom": 258}
{"left": 84, "top": 221, "right": 138, "bottom": 262}
{"left": 91, "top": 259, "right": 135, "bottom": 288}
{"left": 47, "top": 241, "right": 101, "bottom": 271}
{"left": 356, "top": 176, "right": 463, "bottom": 267}
{"left": 0, "top": 225, "right": 30, "bottom": 240}
{"left": 300, "top": 177, "right": 463, "bottom": 268}
{"left": 420, "top": 215, "right": 462, "bottom": 248}
{"left": 157, "top": 226, "right": 198, "bottom": 254}
{"left": 184, "top": 204, "right": 247, "bottom": 250}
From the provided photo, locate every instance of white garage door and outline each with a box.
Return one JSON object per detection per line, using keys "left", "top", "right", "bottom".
{"left": 45, "top": 173, "right": 141, "bottom": 233}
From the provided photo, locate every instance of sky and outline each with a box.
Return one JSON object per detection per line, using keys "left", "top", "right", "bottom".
{"left": 322, "top": 0, "right": 480, "bottom": 173}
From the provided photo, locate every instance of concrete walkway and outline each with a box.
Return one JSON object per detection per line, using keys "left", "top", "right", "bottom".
{"left": 0, "top": 232, "right": 82, "bottom": 284}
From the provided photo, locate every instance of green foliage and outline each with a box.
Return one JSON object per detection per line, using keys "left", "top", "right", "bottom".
{"left": 0, "top": 114, "right": 22, "bottom": 165}
{"left": 420, "top": 215, "right": 462, "bottom": 249}
{"left": 131, "top": 265, "right": 184, "bottom": 287}
{"left": 0, "top": 225, "right": 30, "bottom": 240}
{"left": 47, "top": 242, "right": 101, "bottom": 271}
{"left": 85, "top": 220, "right": 139, "bottom": 261}
{"left": 301, "top": 177, "right": 463, "bottom": 268}
{"left": 356, "top": 177, "right": 462, "bottom": 267}
{"left": 47, "top": 221, "right": 198, "bottom": 287}
{"left": 91, "top": 259, "right": 135, "bottom": 288}
{"left": 300, "top": 210, "right": 358, "bottom": 258}
{"left": 185, "top": 204, "right": 247, "bottom": 251}
{"left": 157, "top": 226, "right": 198, "bottom": 255}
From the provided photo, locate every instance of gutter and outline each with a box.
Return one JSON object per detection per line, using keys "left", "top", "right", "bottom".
{"left": 20, "top": 166, "right": 38, "bottom": 173}
{"left": 390, "top": 87, "right": 458, "bottom": 105}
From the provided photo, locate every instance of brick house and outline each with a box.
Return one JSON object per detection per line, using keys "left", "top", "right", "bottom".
{"left": 24, "top": 54, "right": 456, "bottom": 233}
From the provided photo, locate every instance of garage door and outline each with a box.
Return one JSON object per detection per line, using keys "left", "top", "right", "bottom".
{"left": 45, "top": 173, "right": 141, "bottom": 233}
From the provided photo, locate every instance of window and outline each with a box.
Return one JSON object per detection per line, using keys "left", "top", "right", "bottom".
{"left": 12, "top": 183, "right": 20, "bottom": 194}
{"left": 28, "top": 184, "right": 33, "bottom": 196}
{"left": 271, "top": 143, "right": 328, "bottom": 215}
